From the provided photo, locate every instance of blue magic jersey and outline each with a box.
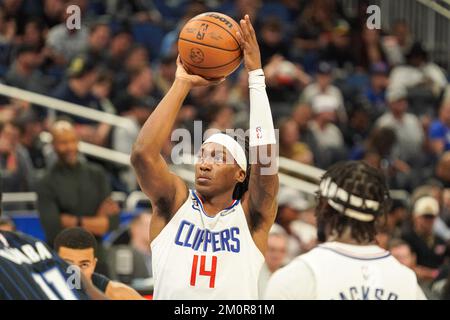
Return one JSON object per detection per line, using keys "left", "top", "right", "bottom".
{"left": 151, "top": 190, "right": 264, "bottom": 299}
{"left": 0, "top": 230, "right": 89, "bottom": 300}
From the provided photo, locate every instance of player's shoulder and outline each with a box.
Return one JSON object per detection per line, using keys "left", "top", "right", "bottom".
{"left": 0, "top": 230, "right": 43, "bottom": 247}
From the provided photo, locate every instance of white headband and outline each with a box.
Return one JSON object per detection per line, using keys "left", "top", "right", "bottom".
{"left": 203, "top": 133, "right": 247, "bottom": 171}
{"left": 319, "top": 177, "right": 381, "bottom": 222}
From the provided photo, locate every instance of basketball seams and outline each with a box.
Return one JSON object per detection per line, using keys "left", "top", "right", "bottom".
{"left": 182, "top": 53, "right": 242, "bottom": 69}
{"left": 178, "top": 37, "right": 241, "bottom": 52}
{"left": 188, "top": 18, "right": 241, "bottom": 49}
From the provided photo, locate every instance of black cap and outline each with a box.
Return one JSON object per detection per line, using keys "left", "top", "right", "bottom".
{"left": 14, "top": 44, "right": 40, "bottom": 57}
{"left": 406, "top": 42, "right": 428, "bottom": 60}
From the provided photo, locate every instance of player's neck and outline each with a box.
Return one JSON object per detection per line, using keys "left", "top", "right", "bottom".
{"left": 329, "top": 228, "right": 375, "bottom": 246}
{"left": 196, "top": 190, "right": 235, "bottom": 216}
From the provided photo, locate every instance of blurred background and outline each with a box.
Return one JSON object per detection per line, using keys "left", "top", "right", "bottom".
{"left": 0, "top": 0, "right": 449, "bottom": 299}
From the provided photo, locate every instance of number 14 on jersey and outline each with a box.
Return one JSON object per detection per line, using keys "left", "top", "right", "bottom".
{"left": 190, "top": 255, "right": 217, "bottom": 288}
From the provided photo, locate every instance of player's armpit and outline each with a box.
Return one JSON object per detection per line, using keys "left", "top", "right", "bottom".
{"left": 105, "top": 281, "right": 146, "bottom": 300}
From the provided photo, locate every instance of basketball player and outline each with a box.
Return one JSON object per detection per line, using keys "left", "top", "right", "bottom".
{"left": 131, "top": 14, "right": 278, "bottom": 299}
{"left": 0, "top": 179, "right": 106, "bottom": 300}
{"left": 54, "top": 227, "right": 145, "bottom": 300}
{"left": 265, "top": 161, "right": 426, "bottom": 300}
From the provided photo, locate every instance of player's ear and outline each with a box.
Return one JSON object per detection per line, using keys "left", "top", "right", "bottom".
{"left": 93, "top": 257, "right": 98, "bottom": 269}
{"left": 236, "top": 168, "right": 246, "bottom": 183}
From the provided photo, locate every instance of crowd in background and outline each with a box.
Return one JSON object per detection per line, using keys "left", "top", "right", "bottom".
{"left": 0, "top": 0, "right": 449, "bottom": 299}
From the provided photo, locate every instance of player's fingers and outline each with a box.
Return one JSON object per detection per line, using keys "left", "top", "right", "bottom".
{"left": 245, "top": 14, "right": 256, "bottom": 40}
{"left": 239, "top": 19, "right": 250, "bottom": 42}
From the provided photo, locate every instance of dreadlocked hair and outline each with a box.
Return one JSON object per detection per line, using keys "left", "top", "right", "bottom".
{"left": 316, "top": 161, "right": 391, "bottom": 243}
{"left": 232, "top": 134, "right": 250, "bottom": 200}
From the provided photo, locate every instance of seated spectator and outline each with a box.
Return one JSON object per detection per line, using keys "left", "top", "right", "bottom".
{"left": 107, "top": 212, "right": 153, "bottom": 285}
{"left": 0, "top": 120, "right": 35, "bottom": 194}
{"left": 389, "top": 42, "right": 447, "bottom": 99}
{"left": 258, "top": 17, "right": 289, "bottom": 66}
{"left": 153, "top": 53, "right": 177, "bottom": 96}
{"left": 52, "top": 55, "right": 109, "bottom": 146}
{"left": 15, "top": 111, "right": 47, "bottom": 174}
{"left": 385, "top": 198, "right": 408, "bottom": 239}
{"left": 84, "top": 22, "right": 110, "bottom": 63}
{"left": 300, "top": 61, "right": 347, "bottom": 124}
{"left": 342, "top": 102, "right": 371, "bottom": 149}
{"left": 429, "top": 101, "right": 450, "bottom": 156}
{"left": 0, "top": 216, "right": 15, "bottom": 231}
{"left": 45, "top": 8, "right": 89, "bottom": 65}
{"left": 114, "top": 64, "right": 160, "bottom": 114}
{"left": 308, "top": 94, "right": 346, "bottom": 168}
{"left": 54, "top": 227, "right": 144, "bottom": 300}
{"left": 105, "top": 28, "right": 133, "bottom": 73}
{"left": 375, "top": 86, "right": 424, "bottom": 165}
{"left": 401, "top": 196, "right": 450, "bottom": 283}
{"left": 275, "top": 187, "right": 316, "bottom": 260}
{"left": 37, "top": 121, "right": 120, "bottom": 274}
{"left": 4, "top": 44, "right": 52, "bottom": 94}
{"left": 364, "top": 62, "right": 389, "bottom": 118}
{"left": 258, "top": 227, "right": 288, "bottom": 298}
{"left": 278, "top": 118, "right": 313, "bottom": 165}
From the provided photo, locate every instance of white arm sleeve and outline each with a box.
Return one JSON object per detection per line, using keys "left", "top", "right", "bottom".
{"left": 264, "top": 259, "right": 316, "bottom": 300}
{"left": 248, "top": 69, "right": 276, "bottom": 147}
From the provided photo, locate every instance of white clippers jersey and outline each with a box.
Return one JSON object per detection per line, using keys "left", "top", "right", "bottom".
{"left": 265, "top": 242, "right": 426, "bottom": 300}
{"left": 151, "top": 190, "right": 264, "bottom": 300}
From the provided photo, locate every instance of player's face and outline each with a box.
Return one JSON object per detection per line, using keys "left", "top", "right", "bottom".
{"left": 195, "top": 143, "right": 245, "bottom": 198}
{"left": 58, "top": 247, "right": 97, "bottom": 280}
{"left": 52, "top": 129, "right": 79, "bottom": 166}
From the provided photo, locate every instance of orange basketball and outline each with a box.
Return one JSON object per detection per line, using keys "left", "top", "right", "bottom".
{"left": 178, "top": 12, "right": 243, "bottom": 79}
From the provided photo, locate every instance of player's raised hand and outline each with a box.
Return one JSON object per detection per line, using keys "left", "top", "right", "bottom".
{"left": 236, "top": 14, "right": 262, "bottom": 72}
{"left": 175, "top": 56, "right": 225, "bottom": 87}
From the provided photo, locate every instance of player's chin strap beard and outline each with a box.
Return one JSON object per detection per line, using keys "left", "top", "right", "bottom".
{"left": 319, "top": 177, "right": 380, "bottom": 223}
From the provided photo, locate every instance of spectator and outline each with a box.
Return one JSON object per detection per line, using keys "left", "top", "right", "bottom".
{"left": 258, "top": 17, "right": 289, "bottom": 66}
{"left": 385, "top": 198, "right": 408, "bottom": 239}
{"left": 52, "top": 55, "right": 108, "bottom": 146}
{"left": 258, "top": 227, "right": 288, "bottom": 298}
{"left": 300, "top": 61, "right": 347, "bottom": 124}
{"left": 278, "top": 118, "right": 313, "bottom": 165}
{"left": 4, "top": 44, "right": 52, "bottom": 94}
{"left": 45, "top": 8, "right": 89, "bottom": 65}
{"left": 15, "top": 111, "right": 47, "bottom": 173}
{"left": 41, "top": 0, "right": 65, "bottom": 29}
{"left": 114, "top": 64, "right": 160, "bottom": 114}
{"left": 153, "top": 53, "right": 177, "bottom": 95}
{"left": 389, "top": 42, "right": 447, "bottom": 99}
{"left": 37, "top": 121, "right": 120, "bottom": 275}
{"left": 84, "top": 22, "right": 111, "bottom": 63}
{"left": 402, "top": 196, "right": 449, "bottom": 283}
{"left": 364, "top": 62, "right": 389, "bottom": 118}
{"left": 105, "top": 28, "right": 133, "bottom": 73}
{"left": 429, "top": 101, "right": 450, "bottom": 156}
{"left": 275, "top": 187, "right": 317, "bottom": 260}
{"left": 0, "top": 120, "right": 34, "bottom": 194}
{"left": 308, "top": 94, "right": 346, "bottom": 168}
{"left": 54, "top": 227, "right": 144, "bottom": 300}
{"left": 375, "top": 86, "right": 424, "bottom": 165}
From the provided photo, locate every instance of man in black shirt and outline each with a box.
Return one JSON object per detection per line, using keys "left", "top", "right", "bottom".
{"left": 0, "top": 177, "right": 106, "bottom": 300}
{"left": 37, "top": 120, "right": 120, "bottom": 274}
{"left": 54, "top": 227, "right": 144, "bottom": 300}
{"left": 402, "top": 196, "right": 450, "bottom": 282}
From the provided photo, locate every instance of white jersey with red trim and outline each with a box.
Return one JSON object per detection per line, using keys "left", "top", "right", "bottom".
{"left": 151, "top": 190, "right": 264, "bottom": 300}
{"left": 265, "top": 241, "right": 426, "bottom": 300}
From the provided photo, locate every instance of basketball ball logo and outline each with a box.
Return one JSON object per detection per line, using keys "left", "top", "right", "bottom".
{"left": 196, "top": 23, "right": 209, "bottom": 40}
{"left": 190, "top": 48, "right": 204, "bottom": 64}
{"left": 256, "top": 126, "right": 262, "bottom": 139}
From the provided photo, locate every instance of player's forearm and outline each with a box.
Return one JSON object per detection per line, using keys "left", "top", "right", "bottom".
{"left": 131, "top": 79, "right": 191, "bottom": 161}
{"left": 80, "top": 216, "right": 109, "bottom": 236}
